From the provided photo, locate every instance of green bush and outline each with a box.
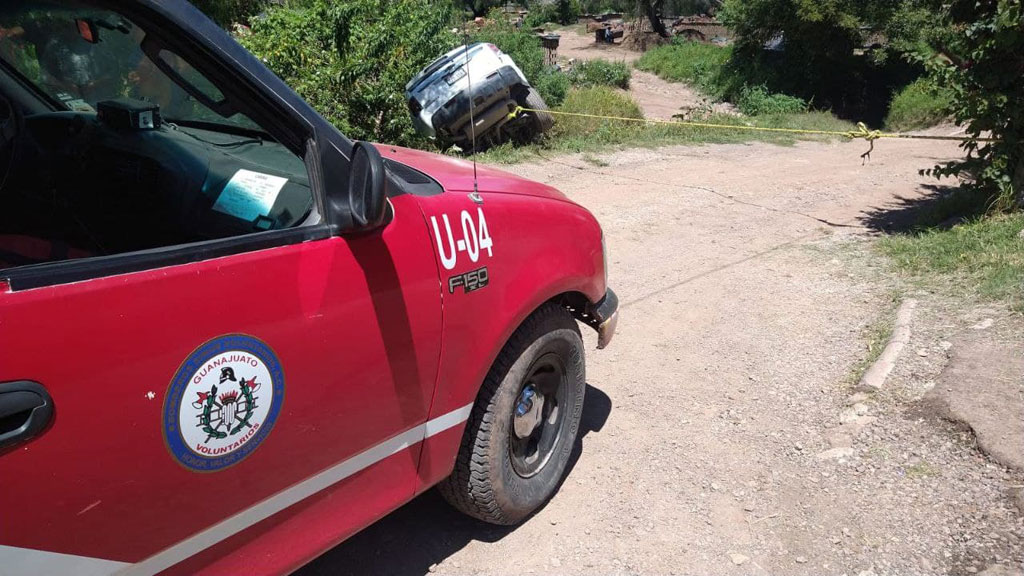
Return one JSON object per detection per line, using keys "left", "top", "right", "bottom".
{"left": 635, "top": 41, "right": 732, "bottom": 97}
{"left": 552, "top": 86, "right": 643, "bottom": 141}
{"left": 237, "top": 0, "right": 458, "bottom": 147}
{"left": 193, "top": 0, "right": 268, "bottom": 27}
{"left": 524, "top": 4, "right": 558, "bottom": 27}
{"left": 524, "top": 0, "right": 581, "bottom": 28}
{"left": 884, "top": 78, "right": 951, "bottom": 131}
{"left": 921, "top": 0, "right": 1024, "bottom": 209}
{"left": 534, "top": 69, "right": 571, "bottom": 106}
{"left": 735, "top": 85, "right": 807, "bottom": 116}
{"left": 459, "top": 0, "right": 506, "bottom": 17}
{"left": 567, "top": 59, "right": 631, "bottom": 89}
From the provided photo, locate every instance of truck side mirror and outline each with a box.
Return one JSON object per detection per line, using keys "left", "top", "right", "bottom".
{"left": 347, "top": 142, "right": 388, "bottom": 230}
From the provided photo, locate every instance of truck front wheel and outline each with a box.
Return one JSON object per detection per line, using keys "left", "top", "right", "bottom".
{"left": 438, "top": 303, "right": 585, "bottom": 525}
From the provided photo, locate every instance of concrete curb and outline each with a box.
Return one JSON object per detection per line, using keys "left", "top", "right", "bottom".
{"left": 857, "top": 299, "right": 917, "bottom": 392}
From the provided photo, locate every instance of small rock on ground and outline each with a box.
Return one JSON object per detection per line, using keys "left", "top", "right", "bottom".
{"left": 729, "top": 553, "right": 749, "bottom": 566}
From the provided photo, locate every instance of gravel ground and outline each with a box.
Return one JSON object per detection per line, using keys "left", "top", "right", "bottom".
{"left": 300, "top": 135, "right": 1024, "bottom": 575}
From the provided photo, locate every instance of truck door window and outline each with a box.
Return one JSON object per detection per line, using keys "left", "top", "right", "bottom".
{"left": 0, "top": 1, "right": 315, "bottom": 275}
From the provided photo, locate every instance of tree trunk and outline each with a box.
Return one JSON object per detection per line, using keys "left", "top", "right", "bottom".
{"left": 639, "top": 0, "right": 670, "bottom": 38}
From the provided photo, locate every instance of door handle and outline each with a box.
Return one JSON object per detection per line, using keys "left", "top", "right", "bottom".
{"left": 0, "top": 381, "right": 54, "bottom": 452}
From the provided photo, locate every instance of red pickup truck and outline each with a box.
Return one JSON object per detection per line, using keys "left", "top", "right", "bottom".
{"left": 0, "top": 1, "right": 616, "bottom": 574}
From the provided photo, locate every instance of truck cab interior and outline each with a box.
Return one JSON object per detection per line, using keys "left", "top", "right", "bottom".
{"left": 0, "top": 2, "right": 315, "bottom": 272}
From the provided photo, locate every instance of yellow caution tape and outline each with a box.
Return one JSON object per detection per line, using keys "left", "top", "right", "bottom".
{"left": 509, "top": 106, "right": 997, "bottom": 161}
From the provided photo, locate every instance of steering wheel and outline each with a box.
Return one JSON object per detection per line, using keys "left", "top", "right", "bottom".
{"left": 0, "top": 94, "right": 24, "bottom": 194}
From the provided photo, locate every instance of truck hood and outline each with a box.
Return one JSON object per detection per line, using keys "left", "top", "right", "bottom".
{"left": 375, "top": 144, "right": 569, "bottom": 203}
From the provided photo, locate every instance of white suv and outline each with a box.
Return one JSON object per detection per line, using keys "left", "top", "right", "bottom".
{"left": 405, "top": 42, "right": 553, "bottom": 150}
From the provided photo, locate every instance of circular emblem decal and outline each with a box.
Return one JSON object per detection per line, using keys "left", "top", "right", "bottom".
{"left": 163, "top": 335, "right": 285, "bottom": 472}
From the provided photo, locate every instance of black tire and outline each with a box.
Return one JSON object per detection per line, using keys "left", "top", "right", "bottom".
{"left": 522, "top": 87, "right": 554, "bottom": 134}
{"left": 438, "top": 303, "right": 585, "bottom": 525}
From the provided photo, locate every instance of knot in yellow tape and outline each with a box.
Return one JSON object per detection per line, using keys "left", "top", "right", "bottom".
{"left": 844, "top": 122, "right": 883, "bottom": 142}
{"left": 843, "top": 122, "right": 883, "bottom": 163}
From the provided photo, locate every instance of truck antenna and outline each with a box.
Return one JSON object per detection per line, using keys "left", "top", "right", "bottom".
{"left": 462, "top": 28, "right": 480, "bottom": 198}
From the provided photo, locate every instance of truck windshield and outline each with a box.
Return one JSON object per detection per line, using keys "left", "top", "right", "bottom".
{"left": 0, "top": 2, "right": 260, "bottom": 132}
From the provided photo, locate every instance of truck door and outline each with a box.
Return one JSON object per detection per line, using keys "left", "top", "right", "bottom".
{"left": 0, "top": 3, "right": 442, "bottom": 573}
{"left": 0, "top": 206, "right": 442, "bottom": 572}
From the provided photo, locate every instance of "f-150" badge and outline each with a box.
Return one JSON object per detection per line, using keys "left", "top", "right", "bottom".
{"left": 448, "top": 266, "right": 489, "bottom": 294}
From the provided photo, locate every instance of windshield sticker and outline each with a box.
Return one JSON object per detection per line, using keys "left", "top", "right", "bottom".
{"left": 213, "top": 169, "right": 288, "bottom": 222}
{"left": 163, "top": 334, "right": 285, "bottom": 472}
{"left": 54, "top": 92, "right": 93, "bottom": 112}
{"left": 65, "top": 98, "right": 95, "bottom": 112}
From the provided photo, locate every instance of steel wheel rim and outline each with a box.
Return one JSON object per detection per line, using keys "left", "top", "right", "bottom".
{"left": 509, "top": 352, "right": 567, "bottom": 478}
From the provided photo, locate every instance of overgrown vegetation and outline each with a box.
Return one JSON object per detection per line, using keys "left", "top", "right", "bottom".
{"left": 459, "top": 0, "right": 581, "bottom": 24}
{"left": 718, "top": 0, "right": 929, "bottom": 124}
{"left": 524, "top": 0, "right": 581, "bottom": 28}
{"left": 719, "top": 0, "right": 933, "bottom": 70}
{"left": 567, "top": 59, "right": 631, "bottom": 89}
{"left": 884, "top": 78, "right": 952, "bottom": 131}
{"left": 635, "top": 41, "right": 731, "bottom": 97}
{"left": 920, "top": 0, "right": 1024, "bottom": 210}
{"left": 735, "top": 85, "right": 807, "bottom": 116}
{"left": 191, "top": 0, "right": 268, "bottom": 27}
{"left": 880, "top": 214, "right": 1024, "bottom": 311}
{"left": 635, "top": 8, "right": 955, "bottom": 132}
{"left": 534, "top": 72, "right": 571, "bottom": 107}
{"left": 551, "top": 86, "right": 644, "bottom": 138}
{"left": 636, "top": 41, "right": 810, "bottom": 117}
{"left": 477, "top": 87, "right": 854, "bottom": 163}
{"left": 237, "top": 0, "right": 458, "bottom": 147}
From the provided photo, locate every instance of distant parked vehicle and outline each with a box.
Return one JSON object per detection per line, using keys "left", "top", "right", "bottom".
{"left": 406, "top": 42, "right": 553, "bottom": 151}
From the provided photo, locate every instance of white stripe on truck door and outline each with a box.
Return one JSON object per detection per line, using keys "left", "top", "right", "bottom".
{"left": 0, "top": 403, "right": 473, "bottom": 576}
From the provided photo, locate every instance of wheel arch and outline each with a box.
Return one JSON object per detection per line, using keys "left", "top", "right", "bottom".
{"left": 551, "top": 289, "right": 597, "bottom": 326}
{"left": 458, "top": 289, "right": 591, "bottom": 420}
{"left": 414, "top": 283, "right": 604, "bottom": 494}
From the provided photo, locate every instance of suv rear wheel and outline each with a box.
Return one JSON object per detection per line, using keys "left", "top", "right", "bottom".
{"left": 439, "top": 303, "right": 585, "bottom": 525}
{"left": 521, "top": 87, "right": 554, "bottom": 135}
{"left": 505, "top": 87, "right": 553, "bottom": 145}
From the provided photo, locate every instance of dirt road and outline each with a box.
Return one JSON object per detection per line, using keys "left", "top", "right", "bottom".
{"left": 299, "top": 135, "right": 1024, "bottom": 575}
{"left": 557, "top": 26, "right": 735, "bottom": 120}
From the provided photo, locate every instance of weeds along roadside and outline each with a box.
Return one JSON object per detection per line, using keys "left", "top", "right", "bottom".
{"left": 475, "top": 86, "right": 855, "bottom": 165}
